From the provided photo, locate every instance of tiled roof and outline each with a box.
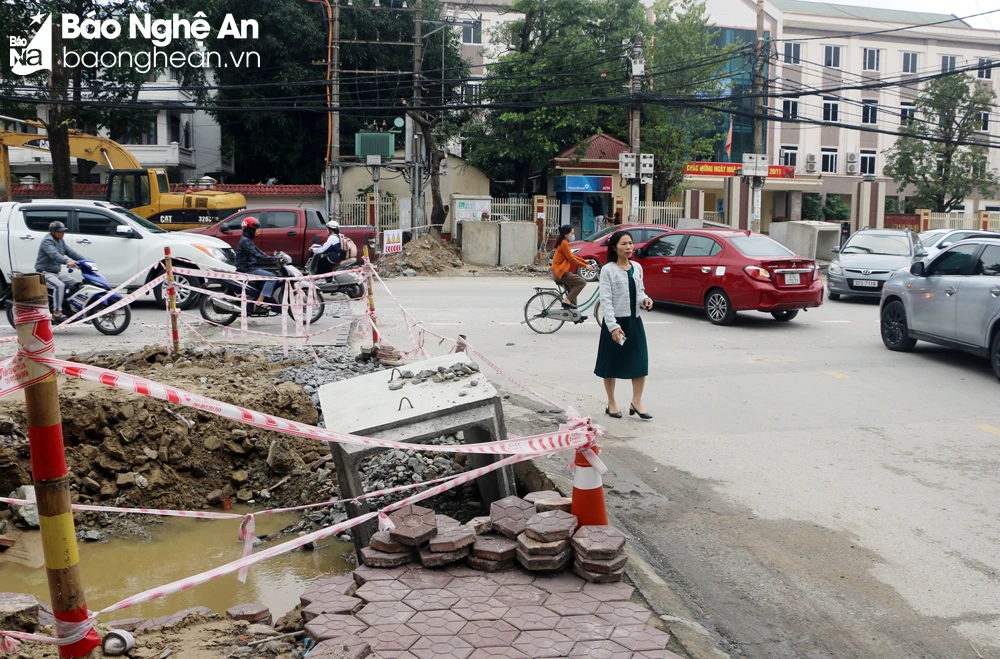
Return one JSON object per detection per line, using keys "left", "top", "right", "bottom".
{"left": 557, "top": 134, "right": 629, "bottom": 161}
{"left": 769, "top": 0, "right": 969, "bottom": 28}
{"left": 9, "top": 183, "right": 106, "bottom": 197}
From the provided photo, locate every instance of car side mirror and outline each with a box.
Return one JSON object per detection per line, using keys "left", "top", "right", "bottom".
{"left": 939, "top": 242, "right": 952, "bottom": 249}
{"left": 634, "top": 247, "right": 645, "bottom": 258}
{"left": 915, "top": 247, "right": 928, "bottom": 257}
{"left": 311, "top": 237, "right": 321, "bottom": 245}
{"left": 910, "top": 261, "right": 926, "bottom": 276}
{"left": 115, "top": 225, "right": 135, "bottom": 238}
{"left": 220, "top": 224, "right": 230, "bottom": 233}
{"left": 831, "top": 246, "right": 841, "bottom": 254}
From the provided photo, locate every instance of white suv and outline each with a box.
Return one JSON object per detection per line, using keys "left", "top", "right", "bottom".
{"left": 0, "top": 200, "right": 235, "bottom": 309}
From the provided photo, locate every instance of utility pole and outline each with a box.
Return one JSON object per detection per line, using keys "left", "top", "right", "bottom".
{"left": 330, "top": 0, "right": 341, "bottom": 224}
{"left": 750, "top": 0, "right": 767, "bottom": 233}
{"left": 628, "top": 35, "right": 643, "bottom": 222}
{"left": 410, "top": 0, "right": 423, "bottom": 231}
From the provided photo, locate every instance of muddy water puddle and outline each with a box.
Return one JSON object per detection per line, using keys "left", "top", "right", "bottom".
{"left": 0, "top": 513, "right": 355, "bottom": 620}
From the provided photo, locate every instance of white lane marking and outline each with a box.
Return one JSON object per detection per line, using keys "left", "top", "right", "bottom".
{"left": 820, "top": 320, "right": 852, "bottom": 323}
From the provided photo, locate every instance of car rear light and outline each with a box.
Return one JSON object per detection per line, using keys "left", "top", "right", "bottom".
{"left": 812, "top": 265, "right": 822, "bottom": 282}
{"left": 744, "top": 265, "right": 772, "bottom": 282}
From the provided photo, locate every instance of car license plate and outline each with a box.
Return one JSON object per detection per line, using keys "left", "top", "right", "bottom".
{"left": 784, "top": 273, "right": 800, "bottom": 285}
{"left": 854, "top": 279, "right": 879, "bottom": 288}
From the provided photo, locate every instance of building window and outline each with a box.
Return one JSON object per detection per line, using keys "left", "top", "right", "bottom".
{"left": 981, "top": 112, "right": 991, "bottom": 132}
{"left": 900, "top": 102, "right": 915, "bottom": 124}
{"left": 860, "top": 150, "right": 876, "bottom": 175}
{"left": 784, "top": 42, "right": 801, "bottom": 65}
{"left": 941, "top": 55, "right": 957, "bottom": 73}
{"left": 821, "top": 148, "right": 838, "bottom": 174}
{"left": 902, "top": 52, "right": 918, "bottom": 74}
{"left": 979, "top": 58, "right": 993, "bottom": 79}
{"left": 780, "top": 146, "right": 798, "bottom": 168}
{"left": 782, "top": 99, "right": 799, "bottom": 119}
{"left": 863, "top": 48, "right": 880, "bottom": 72}
{"left": 822, "top": 98, "right": 839, "bottom": 122}
{"left": 462, "top": 22, "right": 482, "bottom": 45}
{"left": 862, "top": 100, "right": 878, "bottom": 124}
{"left": 824, "top": 45, "right": 841, "bottom": 68}
{"left": 462, "top": 83, "right": 482, "bottom": 104}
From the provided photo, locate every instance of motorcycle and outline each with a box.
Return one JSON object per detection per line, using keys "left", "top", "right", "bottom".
{"left": 199, "top": 251, "right": 326, "bottom": 327}
{"left": 304, "top": 254, "right": 367, "bottom": 300}
{"left": 4, "top": 259, "right": 131, "bottom": 336}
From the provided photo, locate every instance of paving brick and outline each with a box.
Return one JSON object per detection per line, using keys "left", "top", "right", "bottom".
{"left": 406, "top": 609, "right": 468, "bottom": 636}
{"left": 554, "top": 615, "right": 616, "bottom": 642}
{"left": 468, "top": 648, "right": 529, "bottom": 659}
{"left": 466, "top": 516, "right": 492, "bottom": 534}
{"left": 515, "top": 547, "right": 571, "bottom": 572}
{"left": 305, "top": 614, "right": 368, "bottom": 641}
{"left": 357, "top": 580, "right": 413, "bottom": 603}
{"left": 512, "top": 629, "right": 575, "bottom": 657}
{"left": 473, "top": 534, "right": 518, "bottom": 561}
{"left": 634, "top": 650, "right": 686, "bottom": 659}
{"left": 568, "top": 639, "right": 633, "bottom": 658}
{"left": 307, "top": 636, "right": 372, "bottom": 659}
{"left": 573, "top": 563, "right": 625, "bottom": 584}
{"left": 370, "top": 531, "right": 410, "bottom": 554}
{"left": 429, "top": 526, "right": 476, "bottom": 552}
{"left": 595, "top": 601, "right": 651, "bottom": 626}
{"left": 104, "top": 618, "right": 147, "bottom": 633}
{"left": 419, "top": 545, "right": 471, "bottom": 567}
{"left": 444, "top": 564, "right": 484, "bottom": 578}
{"left": 458, "top": 619, "right": 521, "bottom": 647}
{"left": 403, "top": 588, "right": 460, "bottom": 611}
{"left": 544, "top": 591, "right": 601, "bottom": 616}
{"left": 398, "top": 568, "right": 455, "bottom": 590}
{"left": 409, "top": 635, "right": 474, "bottom": 659}
{"left": 388, "top": 504, "right": 439, "bottom": 546}
{"left": 467, "top": 555, "right": 515, "bottom": 573}
{"left": 492, "top": 585, "right": 549, "bottom": 608}
{"left": 610, "top": 624, "right": 672, "bottom": 652}
{"left": 575, "top": 552, "right": 628, "bottom": 574}
{"left": 536, "top": 497, "right": 573, "bottom": 513}
{"left": 225, "top": 603, "right": 271, "bottom": 624}
{"left": 446, "top": 576, "right": 501, "bottom": 599}
{"left": 435, "top": 514, "right": 462, "bottom": 530}
{"left": 302, "top": 595, "right": 363, "bottom": 620}
{"left": 571, "top": 527, "right": 626, "bottom": 560}
{"left": 533, "top": 572, "right": 587, "bottom": 593}
{"left": 489, "top": 570, "right": 536, "bottom": 586}
{"left": 525, "top": 510, "right": 578, "bottom": 543}
{"left": 501, "top": 605, "right": 562, "bottom": 631}
{"left": 489, "top": 496, "right": 536, "bottom": 539}
{"left": 518, "top": 532, "right": 570, "bottom": 556}
{"left": 581, "top": 581, "right": 634, "bottom": 601}
{"left": 301, "top": 575, "right": 357, "bottom": 604}
{"left": 356, "top": 601, "right": 417, "bottom": 626}
{"left": 353, "top": 564, "right": 410, "bottom": 586}
{"left": 453, "top": 597, "right": 510, "bottom": 621}
{"left": 357, "top": 623, "right": 419, "bottom": 652}
{"left": 360, "top": 546, "right": 413, "bottom": 568}
{"left": 523, "top": 490, "right": 561, "bottom": 504}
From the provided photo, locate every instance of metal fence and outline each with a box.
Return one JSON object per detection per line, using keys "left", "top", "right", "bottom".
{"left": 988, "top": 212, "right": 1000, "bottom": 232}
{"left": 634, "top": 201, "right": 683, "bottom": 228}
{"left": 703, "top": 210, "right": 723, "bottom": 224}
{"left": 926, "top": 212, "right": 977, "bottom": 231}
{"left": 490, "top": 198, "right": 535, "bottom": 222}
{"left": 341, "top": 199, "right": 400, "bottom": 233}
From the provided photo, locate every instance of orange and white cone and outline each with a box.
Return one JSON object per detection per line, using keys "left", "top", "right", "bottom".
{"left": 570, "top": 445, "right": 609, "bottom": 528}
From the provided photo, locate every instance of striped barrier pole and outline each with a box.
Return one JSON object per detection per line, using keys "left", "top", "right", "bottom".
{"left": 163, "top": 248, "right": 180, "bottom": 354}
{"left": 11, "top": 274, "right": 101, "bottom": 658}
{"left": 363, "top": 247, "right": 380, "bottom": 347}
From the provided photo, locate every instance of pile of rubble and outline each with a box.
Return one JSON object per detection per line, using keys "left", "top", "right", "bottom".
{"left": 379, "top": 234, "right": 463, "bottom": 277}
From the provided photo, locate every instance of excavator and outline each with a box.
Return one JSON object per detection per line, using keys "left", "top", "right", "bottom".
{"left": 0, "top": 119, "right": 246, "bottom": 230}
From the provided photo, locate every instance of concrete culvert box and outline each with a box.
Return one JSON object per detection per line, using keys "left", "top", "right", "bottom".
{"left": 499, "top": 222, "right": 538, "bottom": 266}
{"left": 460, "top": 221, "right": 501, "bottom": 266}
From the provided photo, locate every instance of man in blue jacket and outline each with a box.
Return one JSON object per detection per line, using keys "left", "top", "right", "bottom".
{"left": 235, "top": 216, "right": 279, "bottom": 309}
{"left": 35, "top": 221, "right": 84, "bottom": 321}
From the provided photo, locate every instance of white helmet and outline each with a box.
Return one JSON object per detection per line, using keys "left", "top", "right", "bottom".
{"left": 327, "top": 221, "right": 340, "bottom": 231}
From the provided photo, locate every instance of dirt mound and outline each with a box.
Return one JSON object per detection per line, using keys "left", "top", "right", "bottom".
{"left": 0, "top": 347, "right": 336, "bottom": 534}
{"left": 379, "top": 233, "right": 462, "bottom": 277}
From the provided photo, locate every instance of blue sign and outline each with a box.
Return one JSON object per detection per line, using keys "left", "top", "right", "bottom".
{"left": 553, "top": 176, "right": 613, "bottom": 193}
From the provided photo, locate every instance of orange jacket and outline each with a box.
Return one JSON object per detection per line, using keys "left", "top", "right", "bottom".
{"left": 552, "top": 239, "right": 588, "bottom": 279}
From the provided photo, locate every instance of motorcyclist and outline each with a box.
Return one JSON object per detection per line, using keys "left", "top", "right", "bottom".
{"left": 35, "top": 221, "right": 84, "bottom": 322}
{"left": 310, "top": 221, "right": 347, "bottom": 275}
{"left": 235, "top": 217, "right": 279, "bottom": 309}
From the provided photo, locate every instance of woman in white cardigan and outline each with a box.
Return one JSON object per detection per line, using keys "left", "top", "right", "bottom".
{"left": 594, "top": 231, "right": 653, "bottom": 420}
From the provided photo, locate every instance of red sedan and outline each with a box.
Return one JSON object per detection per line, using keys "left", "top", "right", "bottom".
{"left": 634, "top": 229, "right": 823, "bottom": 325}
{"left": 570, "top": 224, "right": 672, "bottom": 282}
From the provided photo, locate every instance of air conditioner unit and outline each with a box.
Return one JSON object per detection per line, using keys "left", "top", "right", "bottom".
{"left": 806, "top": 162, "right": 817, "bottom": 173}
{"left": 806, "top": 153, "right": 817, "bottom": 163}
{"left": 847, "top": 163, "right": 859, "bottom": 174}
{"left": 846, "top": 152, "right": 859, "bottom": 163}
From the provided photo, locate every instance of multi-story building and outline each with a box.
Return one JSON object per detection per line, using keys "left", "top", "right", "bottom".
{"left": 698, "top": 0, "right": 1000, "bottom": 228}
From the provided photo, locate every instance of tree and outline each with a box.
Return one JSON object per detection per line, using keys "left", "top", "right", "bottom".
{"left": 802, "top": 193, "right": 822, "bottom": 220}
{"left": 884, "top": 73, "right": 999, "bottom": 212}
{"left": 823, "top": 194, "right": 851, "bottom": 222}
{"left": 463, "top": 0, "right": 646, "bottom": 194}
{"left": 643, "top": 0, "right": 731, "bottom": 199}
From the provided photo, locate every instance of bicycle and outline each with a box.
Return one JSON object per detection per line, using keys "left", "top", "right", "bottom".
{"left": 523, "top": 283, "right": 603, "bottom": 334}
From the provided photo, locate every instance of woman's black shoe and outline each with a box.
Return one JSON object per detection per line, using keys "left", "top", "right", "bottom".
{"left": 630, "top": 404, "right": 652, "bottom": 420}
{"left": 605, "top": 406, "right": 622, "bottom": 419}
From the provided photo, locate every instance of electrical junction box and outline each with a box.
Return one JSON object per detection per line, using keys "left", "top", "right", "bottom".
{"left": 619, "top": 153, "right": 636, "bottom": 178}
{"left": 639, "top": 153, "right": 654, "bottom": 175}
{"left": 742, "top": 153, "right": 769, "bottom": 177}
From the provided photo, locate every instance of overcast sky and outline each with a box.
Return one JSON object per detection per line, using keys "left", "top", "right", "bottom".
{"left": 819, "top": 0, "right": 999, "bottom": 31}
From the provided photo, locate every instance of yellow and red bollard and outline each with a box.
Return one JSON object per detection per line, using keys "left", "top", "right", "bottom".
{"left": 163, "top": 247, "right": 180, "bottom": 354}
{"left": 363, "top": 246, "right": 380, "bottom": 347}
{"left": 12, "top": 274, "right": 101, "bottom": 658}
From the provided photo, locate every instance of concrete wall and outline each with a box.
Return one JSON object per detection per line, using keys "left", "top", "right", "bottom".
{"left": 499, "top": 222, "right": 538, "bottom": 266}
{"left": 460, "top": 221, "right": 500, "bottom": 266}
{"left": 771, "top": 221, "right": 841, "bottom": 260}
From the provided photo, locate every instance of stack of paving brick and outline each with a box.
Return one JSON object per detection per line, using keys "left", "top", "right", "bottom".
{"left": 572, "top": 526, "right": 628, "bottom": 583}
{"left": 361, "top": 505, "right": 480, "bottom": 569}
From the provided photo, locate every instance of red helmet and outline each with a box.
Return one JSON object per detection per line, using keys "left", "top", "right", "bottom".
{"left": 241, "top": 216, "right": 260, "bottom": 230}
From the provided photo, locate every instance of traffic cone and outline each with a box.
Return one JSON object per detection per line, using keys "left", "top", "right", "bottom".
{"left": 570, "top": 446, "right": 609, "bottom": 528}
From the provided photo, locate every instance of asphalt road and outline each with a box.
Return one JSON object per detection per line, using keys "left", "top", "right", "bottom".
{"left": 369, "top": 275, "right": 1000, "bottom": 659}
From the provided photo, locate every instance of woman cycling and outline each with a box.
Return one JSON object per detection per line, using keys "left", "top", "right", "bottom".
{"left": 551, "top": 225, "right": 595, "bottom": 310}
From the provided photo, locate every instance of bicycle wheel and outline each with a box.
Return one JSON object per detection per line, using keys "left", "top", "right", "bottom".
{"left": 593, "top": 301, "right": 603, "bottom": 326}
{"left": 524, "top": 291, "right": 565, "bottom": 334}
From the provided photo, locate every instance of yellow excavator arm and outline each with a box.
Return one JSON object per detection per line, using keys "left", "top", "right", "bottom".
{"left": 0, "top": 121, "right": 143, "bottom": 169}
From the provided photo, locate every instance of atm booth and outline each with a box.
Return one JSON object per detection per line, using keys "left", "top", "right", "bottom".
{"left": 552, "top": 175, "right": 615, "bottom": 239}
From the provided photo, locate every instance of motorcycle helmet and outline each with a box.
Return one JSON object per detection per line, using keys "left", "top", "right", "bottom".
{"left": 327, "top": 221, "right": 340, "bottom": 232}
{"left": 49, "top": 221, "right": 68, "bottom": 232}
{"left": 241, "top": 216, "right": 260, "bottom": 231}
